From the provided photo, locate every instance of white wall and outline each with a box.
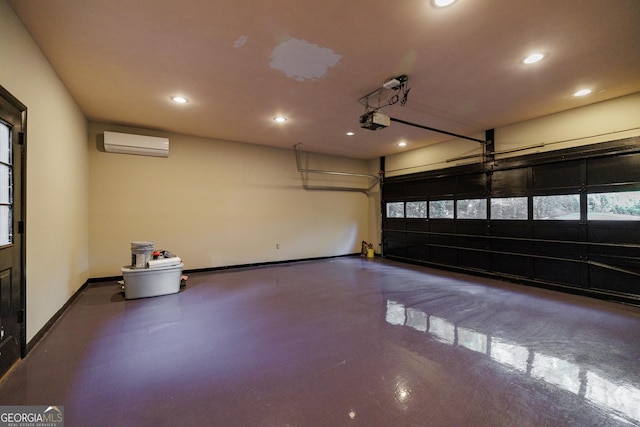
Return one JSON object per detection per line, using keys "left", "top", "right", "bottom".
{"left": 385, "top": 92, "right": 640, "bottom": 177}
{"left": 88, "top": 123, "right": 372, "bottom": 278}
{"left": 0, "top": 0, "right": 89, "bottom": 342}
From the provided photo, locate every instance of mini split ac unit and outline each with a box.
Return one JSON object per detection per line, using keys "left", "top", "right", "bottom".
{"left": 103, "top": 131, "right": 169, "bottom": 157}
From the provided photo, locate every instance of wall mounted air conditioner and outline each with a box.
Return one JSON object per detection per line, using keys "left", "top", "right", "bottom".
{"left": 103, "top": 131, "right": 169, "bottom": 157}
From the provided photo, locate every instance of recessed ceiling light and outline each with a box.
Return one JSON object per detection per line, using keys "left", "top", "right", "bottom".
{"left": 346, "top": 131, "right": 355, "bottom": 136}
{"left": 433, "top": 0, "right": 456, "bottom": 7}
{"left": 171, "top": 96, "right": 188, "bottom": 104}
{"left": 398, "top": 141, "right": 407, "bottom": 147}
{"left": 573, "top": 89, "right": 592, "bottom": 97}
{"left": 523, "top": 53, "right": 544, "bottom": 64}
{"left": 273, "top": 116, "right": 287, "bottom": 123}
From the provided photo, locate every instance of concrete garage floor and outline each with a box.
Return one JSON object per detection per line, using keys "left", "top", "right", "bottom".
{"left": 1, "top": 257, "right": 639, "bottom": 426}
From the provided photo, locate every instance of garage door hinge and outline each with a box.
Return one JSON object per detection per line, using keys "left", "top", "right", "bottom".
{"left": 17, "top": 310, "right": 24, "bottom": 323}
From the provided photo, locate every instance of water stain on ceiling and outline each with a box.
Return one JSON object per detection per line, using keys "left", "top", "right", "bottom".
{"left": 270, "top": 38, "right": 342, "bottom": 81}
{"left": 234, "top": 35, "right": 248, "bottom": 48}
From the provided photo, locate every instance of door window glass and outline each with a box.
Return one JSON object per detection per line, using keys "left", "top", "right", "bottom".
{"left": 491, "top": 197, "right": 528, "bottom": 220}
{"left": 429, "top": 200, "right": 454, "bottom": 219}
{"left": 457, "top": 199, "right": 487, "bottom": 219}
{"left": 533, "top": 195, "right": 580, "bottom": 220}
{"left": 588, "top": 191, "right": 640, "bottom": 220}
{"left": 406, "top": 201, "right": 427, "bottom": 218}
{"left": 386, "top": 202, "right": 404, "bottom": 218}
{"left": 0, "top": 123, "right": 12, "bottom": 246}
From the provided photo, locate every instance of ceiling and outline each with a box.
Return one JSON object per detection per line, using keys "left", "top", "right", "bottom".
{"left": 8, "top": 0, "right": 640, "bottom": 160}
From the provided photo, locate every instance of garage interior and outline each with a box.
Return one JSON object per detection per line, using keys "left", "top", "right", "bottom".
{"left": 1, "top": 0, "right": 639, "bottom": 425}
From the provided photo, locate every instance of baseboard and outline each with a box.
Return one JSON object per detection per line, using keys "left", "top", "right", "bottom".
{"left": 25, "top": 280, "right": 89, "bottom": 355}
{"left": 87, "top": 275, "right": 122, "bottom": 283}
{"left": 87, "top": 253, "right": 361, "bottom": 282}
{"left": 183, "top": 253, "right": 361, "bottom": 275}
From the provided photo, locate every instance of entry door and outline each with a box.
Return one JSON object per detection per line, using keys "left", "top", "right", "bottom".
{"left": 0, "top": 87, "right": 25, "bottom": 377}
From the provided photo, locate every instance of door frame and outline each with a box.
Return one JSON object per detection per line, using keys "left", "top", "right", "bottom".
{"left": 0, "top": 85, "right": 26, "bottom": 363}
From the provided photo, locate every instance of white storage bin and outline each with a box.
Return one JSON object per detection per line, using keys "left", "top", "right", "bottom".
{"left": 121, "top": 263, "right": 183, "bottom": 299}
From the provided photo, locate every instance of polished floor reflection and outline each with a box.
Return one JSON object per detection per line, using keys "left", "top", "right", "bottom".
{"left": 1, "top": 257, "right": 639, "bottom": 426}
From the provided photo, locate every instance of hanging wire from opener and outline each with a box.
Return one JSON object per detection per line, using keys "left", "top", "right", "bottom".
{"left": 388, "top": 79, "right": 411, "bottom": 106}
{"left": 357, "top": 75, "right": 411, "bottom": 112}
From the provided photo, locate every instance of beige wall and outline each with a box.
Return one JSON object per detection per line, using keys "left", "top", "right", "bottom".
{"left": 89, "top": 123, "right": 372, "bottom": 278}
{"left": 1, "top": 1, "right": 89, "bottom": 342}
{"left": 385, "top": 92, "right": 640, "bottom": 177}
